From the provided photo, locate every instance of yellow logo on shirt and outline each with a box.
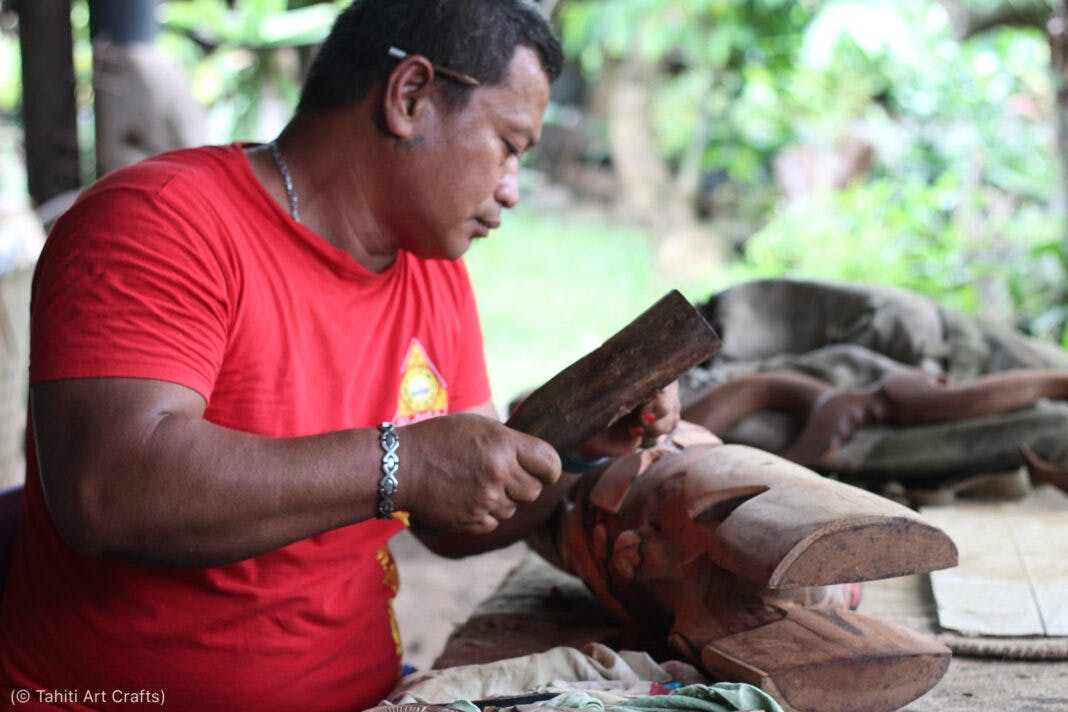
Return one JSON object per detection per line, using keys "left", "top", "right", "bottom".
{"left": 394, "top": 338, "right": 448, "bottom": 425}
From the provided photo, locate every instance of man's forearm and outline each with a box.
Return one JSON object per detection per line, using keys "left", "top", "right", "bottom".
{"left": 42, "top": 407, "right": 384, "bottom": 567}
{"left": 34, "top": 379, "right": 562, "bottom": 567}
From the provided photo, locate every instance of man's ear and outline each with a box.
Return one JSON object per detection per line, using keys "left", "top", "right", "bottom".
{"left": 381, "top": 57, "right": 437, "bottom": 139}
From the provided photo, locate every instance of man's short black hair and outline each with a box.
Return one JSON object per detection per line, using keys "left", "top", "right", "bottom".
{"left": 298, "top": 0, "right": 563, "bottom": 114}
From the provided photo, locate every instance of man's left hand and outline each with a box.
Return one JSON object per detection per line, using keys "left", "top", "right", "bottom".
{"left": 573, "top": 380, "right": 680, "bottom": 460}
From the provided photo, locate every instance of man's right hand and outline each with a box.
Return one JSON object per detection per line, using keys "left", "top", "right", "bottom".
{"left": 396, "top": 412, "right": 561, "bottom": 535}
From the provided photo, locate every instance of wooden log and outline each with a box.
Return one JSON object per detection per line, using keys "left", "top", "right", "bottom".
{"left": 880, "top": 368, "right": 1068, "bottom": 423}
{"left": 506, "top": 290, "right": 721, "bottom": 452}
{"left": 683, "top": 368, "right": 1068, "bottom": 468}
{"left": 1020, "top": 443, "right": 1068, "bottom": 493}
{"left": 681, "top": 371, "right": 832, "bottom": 436}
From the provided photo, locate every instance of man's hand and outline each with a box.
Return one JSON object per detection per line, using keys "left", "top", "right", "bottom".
{"left": 571, "top": 381, "right": 681, "bottom": 460}
{"left": 396, "top": 413, "right": 562, "bottom": 534}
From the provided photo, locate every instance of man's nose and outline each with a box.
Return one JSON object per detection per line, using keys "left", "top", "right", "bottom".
{"left": 495, "top": 158, "right": 520, "bottom": 209}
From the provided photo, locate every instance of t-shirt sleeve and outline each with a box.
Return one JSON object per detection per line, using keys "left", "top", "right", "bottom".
{"left": 30, "top": 181, "right": 230, "bottom": 401}
{"left": 445, "top": 260, "right": 491, "bottom": 412}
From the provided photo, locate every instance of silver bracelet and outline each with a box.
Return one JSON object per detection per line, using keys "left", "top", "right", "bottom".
{"left": 376, "top": 422, "right": 399, "bottom": 519}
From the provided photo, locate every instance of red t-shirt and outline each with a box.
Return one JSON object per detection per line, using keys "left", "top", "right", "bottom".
{"left": 0, "top": 144, "right": 490, "bottom": 710}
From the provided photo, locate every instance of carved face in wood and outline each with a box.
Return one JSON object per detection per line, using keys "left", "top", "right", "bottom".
{"left": 544, "top": 421, "right": 957, "bottom": 712}
{"left": 554, "top": 423, "right": 861, "bottom": 657}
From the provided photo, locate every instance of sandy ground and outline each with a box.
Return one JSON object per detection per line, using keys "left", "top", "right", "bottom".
{"left": 390, "top": 529, "right": 527, "bottom": 672}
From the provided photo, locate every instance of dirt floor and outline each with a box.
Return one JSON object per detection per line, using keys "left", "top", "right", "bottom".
{"left": 859, "top": 572, "right": 1068, "bottom": 711}
{"left": 390, "top": 528, "right": 1068, "bottom": 711}
{"left": 391, "top": 529, "right": 527, "bottom": 672}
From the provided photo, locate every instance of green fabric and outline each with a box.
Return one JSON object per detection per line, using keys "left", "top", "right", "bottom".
{"left": 447, "top": 702, "right": 481, "bottom": 712}
{"left": 548, "top": 691, "right": 606, "bottom": 709}
{"left": 548, "top": 684, "right": 783, "bottom": 712}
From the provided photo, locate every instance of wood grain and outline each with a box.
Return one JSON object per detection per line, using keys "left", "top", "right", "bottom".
{"left": 506, "top": 290, "right": 721, "bottom": 452}
{"left": 700, "top": 604, "right": 951, "bottom": 712}
{"left": 674, "top": 444, "right": 959, "bottom": 589}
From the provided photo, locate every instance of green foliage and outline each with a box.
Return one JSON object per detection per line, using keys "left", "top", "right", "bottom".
{"left": 557, "top": 0, "right": 1065, "bottom": 343}
{"left": 159, "top": 0, "right": 344, "bottom": 140}
{"left": 560, "top": 0, "right": 816, "bottom": 70}
{"left": 740, "top": 173, "right": 1067, "bottom": 341}
{"left": 732, "top": 0, "right": 1064, "bottom": 340}
{"left": 558, "top": 0, "right": 821, "bottom": 185}
{"left": 0, "top": 32, "right": 19, "bottom": 116}
{"left": 162, "top": 0, "right": 343, "bottom": 49}
{"left": 464, "top": 206, "right": 672, "bottom": 404}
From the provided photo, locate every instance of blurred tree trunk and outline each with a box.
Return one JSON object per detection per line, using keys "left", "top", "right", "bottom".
{"left": 17, "top": 0, "right": 80, "bottom": 207}
{"left": 598, "top": 41, "right": 723, "bottom": 277}
{"left": 89, "top": 0, "right": 207, "bottom": 176}
{"left": 1050, "top": 2, "right": 1068, "bottom": 247}
{"left": 601, "top": 50, "right": 668, "bottom": 220}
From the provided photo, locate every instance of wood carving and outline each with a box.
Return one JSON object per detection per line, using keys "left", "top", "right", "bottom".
{"left": 682, "top": 368, "right": 1068, "bottom": 468}
{"left": 506, "top": 290, "right": 721, "bottom": 452}
{"left": 541, "top": 422, "right": 958, "bottom": 712}
{"left": 1020, "top": 443, "right": 1068, "bottom": 494}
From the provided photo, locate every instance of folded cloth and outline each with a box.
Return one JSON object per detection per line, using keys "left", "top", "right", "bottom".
{"left": 385, "top": 644, "right": 779, "bottom": 712}
{"left": 531, "top": 685, "right": 783, "bottom": 712}
{"left": 387, "top": 643, "right": 708, "bottom": 706}
{"left": 428, "top": 683, "right": 782, "bottom": 712}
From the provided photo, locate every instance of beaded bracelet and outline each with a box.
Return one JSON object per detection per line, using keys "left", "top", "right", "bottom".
{"left": 376, "top": 422, "right": 399, "bottom": 519}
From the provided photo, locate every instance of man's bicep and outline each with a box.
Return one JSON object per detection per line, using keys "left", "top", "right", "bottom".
{"left": 29, "top": 375, "right": 208, "bottom": 555}
{"left": 32, "top": 382, "right": 205, "bottom": 493}
{"left": 33, "top": 376, "right": 207, "bottom": 464}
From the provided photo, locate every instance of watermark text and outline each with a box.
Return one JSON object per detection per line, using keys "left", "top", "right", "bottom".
{"left": 11, "top": 688, "right": 165, "bottom": 706}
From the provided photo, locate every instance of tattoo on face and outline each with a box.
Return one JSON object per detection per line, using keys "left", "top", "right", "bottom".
{"left": 395, "top": 134, "right": 425, "bottom": 152}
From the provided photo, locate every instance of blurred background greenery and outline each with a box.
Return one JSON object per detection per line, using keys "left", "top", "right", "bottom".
{"left": 1, "top": 0, "right": 1065, "bottom": 405}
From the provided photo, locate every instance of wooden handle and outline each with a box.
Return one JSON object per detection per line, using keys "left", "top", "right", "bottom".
{"left": 505, "top": 290, "right": 721, "bottom": 452}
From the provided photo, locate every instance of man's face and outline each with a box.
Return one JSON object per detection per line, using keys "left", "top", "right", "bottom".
{"left": 394, "top": 45, "right": 551, "bottom": 260}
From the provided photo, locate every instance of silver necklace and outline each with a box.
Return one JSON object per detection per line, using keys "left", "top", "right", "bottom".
{"left": 268, "top": 141, "right": 300, "bottom": 222}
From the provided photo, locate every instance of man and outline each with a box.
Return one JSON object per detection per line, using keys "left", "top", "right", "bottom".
{"left": 0, "top": 1, "right": 679, "bottom": 710}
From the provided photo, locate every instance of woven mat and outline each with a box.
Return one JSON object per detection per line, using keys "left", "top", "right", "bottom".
{"left": 936, "top": 633, "right": 1068, "bottom": 660}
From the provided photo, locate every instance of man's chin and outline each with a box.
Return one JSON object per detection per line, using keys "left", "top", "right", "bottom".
{"left": 407, "top": 234, "right": 474, "bottom": 261}
{"left": 438, "top": 236, "right": 477, "bottom": 261}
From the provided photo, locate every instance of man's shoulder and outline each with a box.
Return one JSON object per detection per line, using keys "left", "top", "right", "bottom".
{"left": 47, "top": 144, "right": 257, "bottom": 260}
{"left": 84, "top": 143, "right": 246, "bottom": 199}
